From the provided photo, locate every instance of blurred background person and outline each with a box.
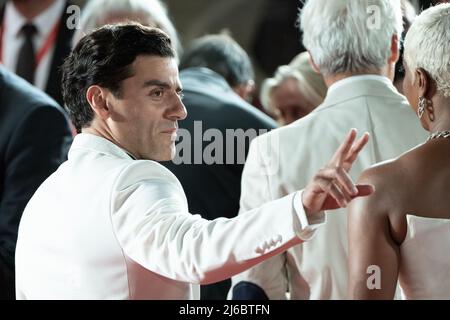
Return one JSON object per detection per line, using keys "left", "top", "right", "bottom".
{"left": 179, "top": 32, "right": 257, "bottom": 102}
{"left": 163, "top": 33, "right": 277, "bottom": 300}
{"left": 260, "top": 51, "right": 327, "bottom": 125}
{"left": 0, "top": 66, "right": 72, "bottom": 299}
{"left": 0, "top": 0, "right": 76, "bottom": 106}
{"left": 348, "top": 3, "right": 450, "bottom": 300}
{"left": 73, "top": 0, "right": 181, "bottom": 60}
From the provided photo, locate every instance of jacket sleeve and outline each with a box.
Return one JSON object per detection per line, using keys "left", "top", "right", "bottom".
{"left": 109, "top": 158, "right": 316, "bottom": 285}
{"left": 0, "top": 105, "right": 72, "bottom": 276}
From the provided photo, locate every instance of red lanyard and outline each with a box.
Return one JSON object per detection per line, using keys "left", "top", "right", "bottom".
{"left": 0, "top": 19, "right": 60, "bottom": 67}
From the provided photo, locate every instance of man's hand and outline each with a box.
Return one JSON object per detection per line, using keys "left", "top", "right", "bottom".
{"left": 302, "top": 129, "right": 374, "bottom": 217}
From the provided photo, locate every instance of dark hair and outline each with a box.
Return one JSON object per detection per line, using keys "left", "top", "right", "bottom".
{"left": 179, "top": 33, "right": 254, "bottom": 88}
{"left": 395, "top": 0, "right": 416, "bottom": 83}
{"left": 62, "top": 23, "right": 175, "bottom": 133}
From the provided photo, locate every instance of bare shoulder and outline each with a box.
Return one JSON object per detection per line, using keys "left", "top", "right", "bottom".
{"left": 356, "top": 156, "right": 406, "bottom": 207}
{"left": 348, "top": 165, "right": 397, "bottom": 240}
{"left": 349, "top": 146, "right": 429, "bottom": 244}
{"left": 357, "top": 143, "right": 428, "bottom": 203}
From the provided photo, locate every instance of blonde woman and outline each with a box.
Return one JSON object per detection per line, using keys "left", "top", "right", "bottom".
{"left": 260, "top": 52, "right": 327, "bottom": 125}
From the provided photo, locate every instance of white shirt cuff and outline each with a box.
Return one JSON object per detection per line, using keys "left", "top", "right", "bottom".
{"left": 293, "top": 190, "right": 326, "bottom": 241}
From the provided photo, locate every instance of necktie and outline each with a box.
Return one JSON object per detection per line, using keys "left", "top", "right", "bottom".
{"left": 16, "top": 23, "right": 37, "bottom": 84}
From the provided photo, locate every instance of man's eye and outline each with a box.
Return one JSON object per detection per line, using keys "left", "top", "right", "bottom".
{"left": 151, "top": 90, "right": 163, "bottom": 97}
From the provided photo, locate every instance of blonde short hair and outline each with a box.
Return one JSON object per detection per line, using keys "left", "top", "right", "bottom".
{"left": 260, "top": 52, "right": 327, "bottom": 113}
{"left": 404, "top": 3, "right": 450, "bottom": 98}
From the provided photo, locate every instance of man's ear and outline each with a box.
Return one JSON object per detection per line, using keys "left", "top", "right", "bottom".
{"left": 388, "top": 34, "right": 400, "bottom": 64}
{"left": 86, "top": 85, "right": 111, "bottom": 120}
{"left": 307, "top": 51, "right": 321, "bottom": 74}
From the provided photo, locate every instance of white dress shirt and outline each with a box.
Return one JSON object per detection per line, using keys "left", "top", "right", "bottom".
{"left": 2, "top": 0, "right": 65, "bottom": 90}
{"left": 15, "top": 133, "right": 324, "bottom": 299}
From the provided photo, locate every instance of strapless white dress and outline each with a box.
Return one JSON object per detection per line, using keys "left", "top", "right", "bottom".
{"left": 399, "top": 215, "right": 450, "bottom": 299}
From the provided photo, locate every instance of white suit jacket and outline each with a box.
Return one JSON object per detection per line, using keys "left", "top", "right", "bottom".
{"left": 230, "top": 75, "right": 428, "bottom": 300}
{"left": 15, "top": 133, "right": 323, "bottom": 299}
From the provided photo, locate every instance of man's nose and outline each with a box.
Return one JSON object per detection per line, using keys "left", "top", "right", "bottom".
{"left": 171, "top": 96, "right": 187, "bottom": 121}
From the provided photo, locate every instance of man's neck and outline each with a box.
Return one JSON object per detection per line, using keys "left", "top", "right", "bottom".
{"left": 324, "top": 68, "right": 390, "bottom": 88}
{"left": 82, "top": 127, "right": 140, "bottom": 160}
{"left": 12, "top": 0, "right": 56, "bottom": 20}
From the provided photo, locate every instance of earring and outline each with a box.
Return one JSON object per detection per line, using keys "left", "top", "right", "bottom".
{"left": 427, "top": 102, "right": 435, "bottom": 122}
{"left": 417, "top": 97, "right": 426, "bottom": 119}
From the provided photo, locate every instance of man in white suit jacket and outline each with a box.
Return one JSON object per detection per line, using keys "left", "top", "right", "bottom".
{"left": 14, "top": 24, "right": 372, "bottom": 299}
{"left": 230, "top": 0, "right": 428, "bottom": 300}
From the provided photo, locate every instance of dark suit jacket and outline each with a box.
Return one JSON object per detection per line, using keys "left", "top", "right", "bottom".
{"left": 0, "top": 1, "right": 75, "bottom": 106}
{"left": 162, "top": 67, "right": 277, "bottom": 299}
{"left": 0, "top": 66, "right": 72, "bottom": 299}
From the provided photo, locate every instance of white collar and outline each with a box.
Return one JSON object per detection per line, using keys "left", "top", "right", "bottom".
{"left": 327, "top": 74, "right": 393, "bottom": 96}
{"left": 5, "top": 0, "right": 65, "bottom": 38}
{"left": 69, "top": 133, "right": 137, "bottom": 161}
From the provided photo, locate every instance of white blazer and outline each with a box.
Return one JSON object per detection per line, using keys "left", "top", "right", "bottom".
{"left": 15, "top": 133, "right": 323, "bottom": 299}
{"left": 230, "top": 75, "right": 428, "bottom": 299}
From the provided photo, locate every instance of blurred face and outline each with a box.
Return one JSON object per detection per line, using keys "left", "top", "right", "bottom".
{"left": 271, "top": 78, "right": 316, "bottom": 125}
{"left": 106, "top": 55, "right": 186, "bottom": 161}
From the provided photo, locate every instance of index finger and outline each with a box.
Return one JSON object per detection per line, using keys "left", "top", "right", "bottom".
{"left": 329, "top": 128, "right": 357, "bottom": 166}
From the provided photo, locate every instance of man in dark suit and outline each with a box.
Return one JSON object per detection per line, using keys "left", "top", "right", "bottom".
{"left": 0, "top": 66, "right": 72, "bottom": 299}
{"left": 0, "top": 0, "right": 76, "bottom": 106}
{"left": 163, "top": 34, "right": 277, "bottom": 300}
